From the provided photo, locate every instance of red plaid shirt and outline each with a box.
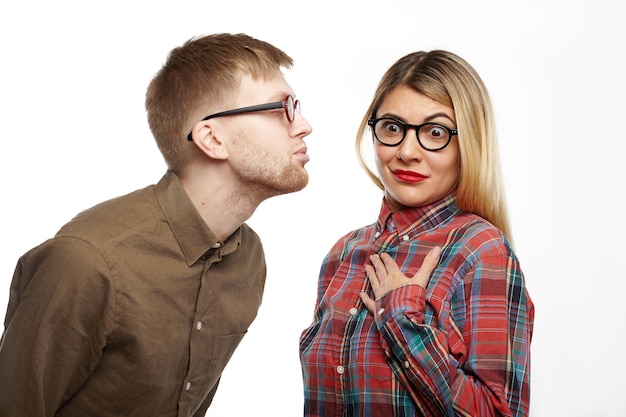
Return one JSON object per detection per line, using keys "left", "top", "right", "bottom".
{"left": 300, "top": 194, "right": 534, "bottom": 416}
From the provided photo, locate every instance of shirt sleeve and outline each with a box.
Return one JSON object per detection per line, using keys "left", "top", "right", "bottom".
{"left": 0, "top": 236, "right": 116, "bottom": 417}
{"left": 373, "top": 252, "right": 533, "bottom": 417}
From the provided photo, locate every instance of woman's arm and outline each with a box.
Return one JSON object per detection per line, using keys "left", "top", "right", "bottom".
{"left": 364, "top": 250, "right": 533, "bottom": 416}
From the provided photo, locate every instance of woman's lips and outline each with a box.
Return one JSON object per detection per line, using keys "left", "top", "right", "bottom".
{"left": 393, "top": 169, "right": 427, "bottom": 183}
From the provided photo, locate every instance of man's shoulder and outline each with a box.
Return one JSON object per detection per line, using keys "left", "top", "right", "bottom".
{"left": 56, "top": 184, "right": 161, "bottom": 245}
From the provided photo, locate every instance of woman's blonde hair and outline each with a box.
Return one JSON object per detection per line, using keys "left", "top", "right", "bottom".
{"left": 145, "top": 33, "right": 293, "bottom": 173}
{"left": 356, "top": 50, "right": 512, "bottom": 240}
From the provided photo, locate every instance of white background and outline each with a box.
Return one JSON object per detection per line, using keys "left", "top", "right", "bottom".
{"left": 1, "top": 1, "right": 624, "bottom": 416}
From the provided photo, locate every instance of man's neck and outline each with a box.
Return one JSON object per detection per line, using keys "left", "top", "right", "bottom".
{"left": 179, "top": 175, "right": 261, "bottom": 242}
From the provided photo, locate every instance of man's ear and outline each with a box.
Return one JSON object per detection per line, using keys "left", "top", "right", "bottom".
{"left": 190, "top": 122, "right": 229, "bottom": 160}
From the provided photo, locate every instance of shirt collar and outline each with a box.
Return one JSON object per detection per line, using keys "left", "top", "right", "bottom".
{"left": 377, "top": 192, "right": 461, "bottom": 238}
{"left": 154, "top": 170, "right": 242, "bottom": 265}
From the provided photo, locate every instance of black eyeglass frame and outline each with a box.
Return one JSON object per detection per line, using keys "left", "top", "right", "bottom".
{"left": 367, "top": 117, "right": 458, "bottom": 151}
{"left": 187, "top": 95, "right": 300, "bottom": 141}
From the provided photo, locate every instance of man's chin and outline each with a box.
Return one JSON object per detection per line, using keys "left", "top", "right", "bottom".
{"left": 287, "top": 175, "right": 309, "bottom": 194}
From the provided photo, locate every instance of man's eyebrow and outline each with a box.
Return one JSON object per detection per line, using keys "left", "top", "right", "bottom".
{"left": 270, "top": 92, "right": 292, "bottom": 101}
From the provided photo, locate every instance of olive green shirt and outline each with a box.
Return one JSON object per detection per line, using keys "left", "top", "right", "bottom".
{"left": 0, "top": 170, "right": 266, "bottom": 417}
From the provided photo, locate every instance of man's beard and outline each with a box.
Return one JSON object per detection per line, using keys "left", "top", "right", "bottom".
{"left": 233, "top": 144, "right": 309, "bottom": 203}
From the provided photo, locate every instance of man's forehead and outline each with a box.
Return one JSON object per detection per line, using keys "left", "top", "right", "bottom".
{"left": 235, "top": 72, "right": 293, "bottom": 103}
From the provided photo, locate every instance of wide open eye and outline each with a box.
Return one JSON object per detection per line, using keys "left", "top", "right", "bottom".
{"left": 421, "top": 123, "right": 449, "bottom": 141}
{"left": 376, "top": 118, "right": 405, "bottom": 138}
{"left": 372, "top": 118, "right": 406, "bottom": 146}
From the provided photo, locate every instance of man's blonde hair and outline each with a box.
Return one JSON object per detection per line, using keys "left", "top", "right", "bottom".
{"left": 145, "top": 33, "right": 293, "bottom": 172}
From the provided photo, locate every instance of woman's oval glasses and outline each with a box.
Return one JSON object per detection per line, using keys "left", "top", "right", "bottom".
{"left": 367, "top": 117, "right": 457, "bottom": 151}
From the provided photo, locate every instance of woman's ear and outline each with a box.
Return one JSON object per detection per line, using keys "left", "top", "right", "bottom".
{"left": 190, "top": 122, "right": 229, "bottom": 161}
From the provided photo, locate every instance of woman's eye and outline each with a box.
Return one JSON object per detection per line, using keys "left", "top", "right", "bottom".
{"left": 426, "top": 125, "right": 447, "bottom": 139}
{"left": 384, "top": 122, "right": 401, "bottom": 134}
{"left": 431, "top": 127, "right": 443, "bottom": 136}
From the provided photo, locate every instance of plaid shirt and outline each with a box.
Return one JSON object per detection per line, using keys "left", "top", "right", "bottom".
{"left": 300, "top": 194, "right": 534, "bottom": 416}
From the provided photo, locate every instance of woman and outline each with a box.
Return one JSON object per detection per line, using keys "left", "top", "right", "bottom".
{"left": 300, "top": 50, "right": 534, "bottom": 416}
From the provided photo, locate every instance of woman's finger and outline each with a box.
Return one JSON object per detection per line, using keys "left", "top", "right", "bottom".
{"left": 413, "top": 246, "right": 441, "bottom": 287}
{"left": 378, "top": 252, "right": 401, "bottom": 275}
{"left": 359, "top": 292, "right": 375, "bottom": 315}
{"left": 369, "top": 253, "right": 388, "bottom": 279}
{"left": 364, "top": 264, "right": 380, "bottom": 292}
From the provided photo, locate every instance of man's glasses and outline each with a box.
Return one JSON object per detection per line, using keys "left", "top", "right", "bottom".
{"left": 367, "top": 117, "right": 457, "bottom": 151}
{"left": 187, "top": 95, "right": 300, "bottom": 141}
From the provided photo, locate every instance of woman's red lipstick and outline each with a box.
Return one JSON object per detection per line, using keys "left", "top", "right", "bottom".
{"left": 393, "top": 169, "right": 427, "bottom": 183}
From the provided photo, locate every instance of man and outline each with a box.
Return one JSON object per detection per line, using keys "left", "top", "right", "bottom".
{"left": 0, "top": 33, "right": 312, "bottom": 416}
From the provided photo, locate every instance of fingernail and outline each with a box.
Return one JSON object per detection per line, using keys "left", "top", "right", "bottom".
{"left": 430, "top": 246, "right": 441, "bottom": 258}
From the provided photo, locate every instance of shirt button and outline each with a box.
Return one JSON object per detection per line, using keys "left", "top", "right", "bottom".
{"left": 185, "top": 381, "right": 192, "bottom": 391}
{"left": 349, "top": 307, "right": 358, "bottom": 316}
{"left": 404, "top": 361, "right": 410, "bottom": 369}
{"left": 377, "top": 308, "right": 385, "bottom": 316}
{"left": 402, "top": 235, "right": 409, "bottom": 241}
{"left": 336, "top": 365, "right": 345, "bottom": 375}
{"left": 196, "top": 321, "right": 203, "bottom": 331}
{"left": 374, "top": 231, "right": 381, "bottom": 238}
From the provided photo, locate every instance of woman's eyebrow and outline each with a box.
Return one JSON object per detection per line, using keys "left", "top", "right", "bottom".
{"left": 423, "top": 112, "right": 456, "bottom": 124}
{"left": 380, "top": 111, "right": 456, "bottom": 125}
